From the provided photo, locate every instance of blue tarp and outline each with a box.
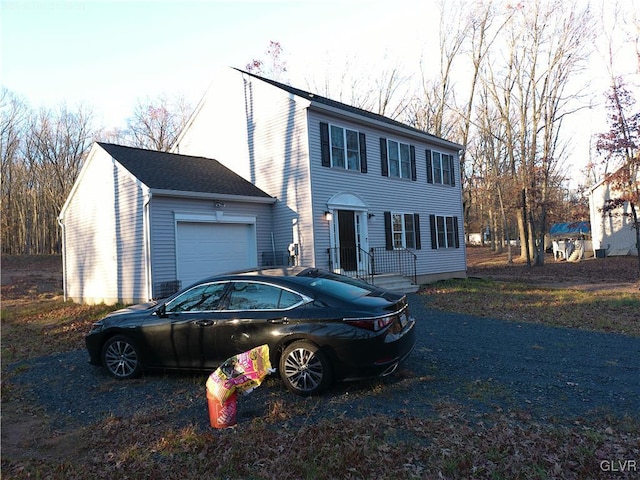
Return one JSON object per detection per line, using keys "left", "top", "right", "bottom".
{"left": 549, "top": 221, "right": 590, "bottom": 237}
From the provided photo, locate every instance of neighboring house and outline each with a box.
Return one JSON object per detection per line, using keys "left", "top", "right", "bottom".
{"left": 173, "top": 68, "right": 466, "bottom": 287}
{"left": 589, "top": 169, "right": 639, "bottom": 257}
{"left": 58, "top": 142, "right": 275, "bottom": 304}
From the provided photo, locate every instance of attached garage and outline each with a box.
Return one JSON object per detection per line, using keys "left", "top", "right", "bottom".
{"left": 176, "top": 220, "right": 258, "bottom": 287}
{"left": 59, "top": 143, "right": 275, "bottom": 305}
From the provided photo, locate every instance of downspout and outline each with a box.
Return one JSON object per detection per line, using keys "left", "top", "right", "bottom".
{"left": 143, "top": 191, "right": 153, "bottom": 301}
{"left": 57, "top": 215, "right": 67, "bottom": 302}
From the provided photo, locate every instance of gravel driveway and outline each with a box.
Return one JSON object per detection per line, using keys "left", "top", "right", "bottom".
{"left": 7, "top": 294, "right": 640, "bottom": 432}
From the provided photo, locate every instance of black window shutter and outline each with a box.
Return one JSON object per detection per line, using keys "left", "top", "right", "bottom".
{"left": 429, "top": 214, "right": 437, "bottom": 249}
{"left": 384, "top": 211, "right": 393, "bottom": 250}
{"left": 426, "top": 149, "right": 433, "bottom": 183}
{"left": 410, "top": 145, "right": 417, "bottom": 181}
{"left": 449, "top": 154, "right": 456, "bottom": 186}
{"left": 320, "top": 122, "right": 330, "bottom": 167}
{"left": 414, "top": 213, "right": 421, "bottom": 249}
{"left": 359, "top": 132, "right": 367, "bottom": 173}
{"left": 380, "top": 138, "right": 388, "bottom": 177}
{"left": 454, "top": 216, "right": 460, "bottom": 248}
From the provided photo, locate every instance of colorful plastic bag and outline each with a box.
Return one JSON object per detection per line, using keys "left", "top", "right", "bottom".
{"left": 206, "top": 344, "right": 273, "bottom": 428}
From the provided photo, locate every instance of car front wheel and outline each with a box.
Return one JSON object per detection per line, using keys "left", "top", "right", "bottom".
{"left": 279, "top": 341, "right": 332, "bottom": 396}
{"left": 102, "top": 335, "right": 141, "bottom": 379}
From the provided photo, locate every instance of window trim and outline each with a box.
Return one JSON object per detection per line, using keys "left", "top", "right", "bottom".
{"left": 429, "top": 214, "right": 460, "bottom": 249}
{"left": 384, "top": 211, "right": 421, "bottom": 250}
{"left": 320, "top": 122, "right": 367, "bottom": 173}
{"left": 426, "top": 149, "right": 456, "bottom": 186}
{"left": 381, "top": 138, "right": 416, "bottom": 180}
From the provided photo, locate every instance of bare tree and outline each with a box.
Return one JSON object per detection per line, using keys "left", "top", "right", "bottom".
{"left": 480, "top": 0, "right": 594, "bottom": 264}
{"left": 304, "top": 53, "right": 412, "bottom": 120}
{"left": 1, "top": 94, "right": 96, "bottom": 254}
{"left": 1, "top": 89, "right": 29, "bottom": 254}
{"left": 117, "top": 94, "right": 192, "bottom": 152}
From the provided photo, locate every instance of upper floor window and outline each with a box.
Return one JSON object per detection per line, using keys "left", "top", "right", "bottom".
{"left": 381, "top": 138, "right": 416, "bottom": 180}
{"left": 320, "top": 122, "right": 367, "bottom": 173}
{"left": 330, "top": 125, "right": 361, "bottom": 171}
{"left": 426, "top": 150, "right": 456, "bottom": 186}
{"left": 384, "top": 212, "right": 421, "bottom": 250}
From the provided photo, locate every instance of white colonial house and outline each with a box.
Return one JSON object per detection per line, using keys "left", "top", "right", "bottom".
{"left": 589, "top": 167, "right": 639, "bottom": 257}
{"left": 60, "top": 68, "right": 466, "bottom": 304}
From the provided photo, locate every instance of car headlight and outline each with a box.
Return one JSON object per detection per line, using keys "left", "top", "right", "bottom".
{"left": 89, "top": 321, "right": 105, "bottom": 333}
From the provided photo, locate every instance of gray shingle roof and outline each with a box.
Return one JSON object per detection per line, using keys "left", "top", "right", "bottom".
{"left": 98, "top": 142, "right": 272, "bottom": 199}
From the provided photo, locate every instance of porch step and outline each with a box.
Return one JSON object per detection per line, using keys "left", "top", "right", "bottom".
{"left": 371, "top": 273, "right": 420, "bottom": 294}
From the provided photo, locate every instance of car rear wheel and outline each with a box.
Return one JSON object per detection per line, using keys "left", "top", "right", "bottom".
{"left": 279, "top": 341, "right": 332, "bottom": 396}
{"left": 102, "top": 335, "right": 141, "bottom": 379}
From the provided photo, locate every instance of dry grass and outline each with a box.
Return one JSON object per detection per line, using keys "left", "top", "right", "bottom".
{"left": 420, "top": 279, "right": 640, "bottom": 336}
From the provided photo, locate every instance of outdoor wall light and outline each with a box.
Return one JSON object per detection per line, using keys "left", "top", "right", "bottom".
{"left": 368, "top": 213, "right": 375, "bottom": 219}
{"left": 214, "top": 201, "right": 226, "bottom": 208}
{"left": 324, "top": 211, "right": 333, "bottom": 221}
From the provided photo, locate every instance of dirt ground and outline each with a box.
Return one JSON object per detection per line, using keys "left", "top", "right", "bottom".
{"left": 465, "top": 247, "right": 640, "bottom": 293}
{"left": 1, "top": 255, "right": 63, "bottom": 300}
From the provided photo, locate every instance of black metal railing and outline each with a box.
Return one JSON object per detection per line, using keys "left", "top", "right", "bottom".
{"left": 369, "top": 247, "right": 417, "bottom": 284}
{"left": 327, "top": 246, "right": 374, "bottom": 284}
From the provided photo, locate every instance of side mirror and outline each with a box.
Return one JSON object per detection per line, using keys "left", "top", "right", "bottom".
{"left": 155, "top": 304, "right": 167, "bottom": 318}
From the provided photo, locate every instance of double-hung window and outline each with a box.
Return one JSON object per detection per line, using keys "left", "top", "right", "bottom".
{"left": 429, "top": 215, "right": 460, "bottom": 249}
{"left": 384, "top": 212, "right": 421, "bottom": 250}
{"left": 426, "top": 150, "right": 456, "bottom": 186}
{"left": 320, "top": 122, "right": 367, "bottom": 173}
{"left": 380, "top": 138, "right": 417, "bottom": 180}
{"left": 388, "top": 140, "right": 411, "bottom": 178}
{"left": 330, "top": 125, "right": 361, "bottom": 171}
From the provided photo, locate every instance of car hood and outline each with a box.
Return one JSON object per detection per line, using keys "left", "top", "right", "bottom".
{"left": 100, "top": 301, "right": 159, "bottom": 325}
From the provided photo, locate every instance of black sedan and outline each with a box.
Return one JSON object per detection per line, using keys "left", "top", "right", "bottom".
{"left": 86, "top": 267, "right": 416, "bottom": 396}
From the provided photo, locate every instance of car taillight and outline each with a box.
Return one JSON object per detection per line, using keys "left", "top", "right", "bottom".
{"left": 344, "top": 315, "right": 395, "bottom": 332}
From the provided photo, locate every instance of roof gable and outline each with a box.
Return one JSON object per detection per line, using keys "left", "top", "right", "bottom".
{"left": 97, "top": 143, "right": 272, "bottom": 199}
{"left": 236, "top": 68, "right": 462, "bottom": 149}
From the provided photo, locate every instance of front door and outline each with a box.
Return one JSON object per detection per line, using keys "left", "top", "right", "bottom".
{"left": 337, "top": 210, "right": 360, "bottom": 272}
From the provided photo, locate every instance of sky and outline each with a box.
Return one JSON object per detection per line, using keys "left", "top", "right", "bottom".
{"left": 1, "top": 0, "right": 435, "bottom": 128}
{"left": 1, "top": 0, "right": 639, "bottom": 185}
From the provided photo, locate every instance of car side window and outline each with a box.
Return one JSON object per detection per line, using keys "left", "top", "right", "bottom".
{"left": 165, "top": 282, "right": 227, "bottom": 313}
{"left": 226, "top": 282, "right": 302, "bottom": 310}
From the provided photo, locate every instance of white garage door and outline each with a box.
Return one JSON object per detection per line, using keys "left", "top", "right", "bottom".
{"left": 176, "top": 222, "right": 257, "bottom": 287}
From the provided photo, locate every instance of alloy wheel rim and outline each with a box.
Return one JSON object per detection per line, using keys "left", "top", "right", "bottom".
{"left": 283, "top": 347, "right": 323, "bottom": 392}
{"left": 105, "top": 341, "right": 137, "bottom": 378}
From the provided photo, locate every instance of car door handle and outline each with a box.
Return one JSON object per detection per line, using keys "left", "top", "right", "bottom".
{"left": 194, "top": 320, "right": 215, "bottom": 327}
{"left": 268, "top": 317, "right": 289, "bottom": 324}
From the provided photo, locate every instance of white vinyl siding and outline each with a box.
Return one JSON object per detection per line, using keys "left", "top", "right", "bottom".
{"left": 60, "top": 147, "right": 147, "bottom": 304}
